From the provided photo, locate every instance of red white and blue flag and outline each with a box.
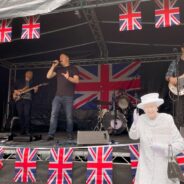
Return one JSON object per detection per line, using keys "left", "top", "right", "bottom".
{"left": 14, "top": 148, "right": 37, "bottom": 183}
{"left": 129, "top": 144, "right": 140, "bottom": 184}
{"left": 119, "top": 0, "right": 142, "bottom": 31}
{"left": 155, "top": 0, "right": 180, "bottom": 28}
{"left": 86, "top": 146, "right": 113, "bottom": 184}
{"left": 0, "top": 147, "right": 4, "bottom": 169}
{"left": 176, "top": 151, "right": 184, "bottom": 173}
{"left": 74, "top": 61, "right": 141, "bottom": 109}
{"left": 47, "top": 148, "right": 73, "bottom": 184}
{"left": 0, "top": 19, "right": 12, "bottom": 43}
{"left": 21, "top": 15, "right": 40, "bottom": 39}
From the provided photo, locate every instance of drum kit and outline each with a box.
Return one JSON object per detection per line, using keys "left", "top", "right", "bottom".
{"left": 93, "top": 91, "right": 131, "bottom": 135}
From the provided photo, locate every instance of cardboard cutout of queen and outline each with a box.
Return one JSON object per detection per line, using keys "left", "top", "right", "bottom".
{"left": 129, "top": 93, "right": 184, "bottom": 184}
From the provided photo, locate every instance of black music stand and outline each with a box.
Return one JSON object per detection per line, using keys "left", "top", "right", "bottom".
{"left": 111, "top": 91, "right": 119, "bottom": 134}
{"left": 175, "top": 50, "right": 181, "bottom": 129}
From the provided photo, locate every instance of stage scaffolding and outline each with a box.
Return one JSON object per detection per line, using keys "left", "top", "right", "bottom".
{"left": 2, "top": 145, "right": 130, "bottom": 162}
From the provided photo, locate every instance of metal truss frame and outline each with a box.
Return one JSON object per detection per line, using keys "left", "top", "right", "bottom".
{"left": 83, "top": 8, "right": 108, "bottom": 58}
{"left": 3, "top": 147, "right": 130, "bottom": 164}
{"left": 2, "top": 52, "right": 176, "bottom": 70}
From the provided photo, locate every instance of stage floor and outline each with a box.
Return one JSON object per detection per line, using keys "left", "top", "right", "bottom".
{"left": 0, "top": 131, "right": 138, "bottom": 153}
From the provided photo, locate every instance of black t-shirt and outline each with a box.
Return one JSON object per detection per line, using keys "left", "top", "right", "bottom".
{"left": 14, "top": 80, "right": 34, "bottom": 100}
{"left": 178, "top": 59, "right": 184, "bottom": 76}
{"left": 55, "top": 65, "right": 79, "bottom": 97}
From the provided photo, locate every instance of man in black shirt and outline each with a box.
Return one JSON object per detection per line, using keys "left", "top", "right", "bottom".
{"left": 47, "top": 53, "right": 79, "bottom": 140}
{"left": 165, "top": 45, "right": 184, "bottom": 130}
{"left": 14, "top": 71, "right": 38, "bottom": 135}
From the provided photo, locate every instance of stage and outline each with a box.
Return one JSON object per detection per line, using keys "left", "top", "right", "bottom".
{"left": 0, "top": 131, "right": 137, "bottom": 152}
{"left": 0, "top": 132, "right": 137, "bottom": 148}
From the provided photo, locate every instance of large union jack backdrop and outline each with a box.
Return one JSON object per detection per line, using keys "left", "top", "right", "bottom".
{"left": 129, "top": 144, "right": 140, "bottom": 184}
{"left": 119, "top": 0, "right": 142, "bottom": 31}
{"left": 14, "top": 148, "right": 37, "bottom": 183}
{"left": 0, "top": 147, "right": 4, "bottom": 169}
{"left": 21, "top": 15, "right": 40, "bottom": 39}
{"left": 47, "top": 148, "right": 73, "bottom": 184}
{"left": 86, "top": 146, "right": 113, "bottom": 184}
{"left": 0, "top": 19, "right": 12, "bottom": 43}
{"left": 155, "top": 0, "right": 180, "bottom": 28}
{"left": 74, "top": 61, "right": 141, "bottom": 109}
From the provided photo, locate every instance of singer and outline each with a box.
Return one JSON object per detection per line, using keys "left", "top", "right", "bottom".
{"left": 165, "top": 44, "right": 184, "bottom": 130}
{"left": 46, "top": 53, "right": 79, "bottom": 140}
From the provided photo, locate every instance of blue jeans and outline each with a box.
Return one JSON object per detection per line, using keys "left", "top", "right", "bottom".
{"left": 16, "top": 99, "right": 32, "bottom": 133}
{"left": 48, "top": 96, "right": 73, "bottom": 136}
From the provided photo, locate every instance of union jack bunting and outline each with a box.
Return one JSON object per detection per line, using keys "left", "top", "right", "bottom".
{"left": 129, "top": 144, "right": 140, "bottom": 184}
{"left": 0, "top": 19, "right": 12, "bottom": 43}
{"left": 21, "top": 15, "right": 40, "bottom": 39}
{"left": 119, "top": 0, "right": 142, "bottom": 31}
{"left": 0, "top": 147, "right": 4, "bottom": 169}
{"left": 176, "top": 151, "right": 184, "bottom": 173}
{"left": 47, "top": 148, "right": 73, "bottom": 184}
{"left": 86, "top": 146, "right": 113, "bottom": 184}
{"left": 74, "top": 61, "right": 141, "bottom": 109}
{"left": 155, "top": 0, "right": 180, "bottom": 28}
{"left": 14, "top": 148, "right": 38, "bottom": 183}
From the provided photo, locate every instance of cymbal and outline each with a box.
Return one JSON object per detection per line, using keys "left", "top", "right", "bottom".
{"left": 93, "top": 100, "right": 112, "bottom": 105}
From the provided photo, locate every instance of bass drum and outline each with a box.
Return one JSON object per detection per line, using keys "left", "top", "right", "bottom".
{"left": 102, "top": 111, "right": 127, "bottom": 135}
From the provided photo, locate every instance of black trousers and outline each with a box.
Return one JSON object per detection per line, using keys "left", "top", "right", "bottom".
{"left": 174, "top": 96, "right": 184, "bottom": 129}
{"left": 16, "top": 99, "right": 32, "bottom": 133}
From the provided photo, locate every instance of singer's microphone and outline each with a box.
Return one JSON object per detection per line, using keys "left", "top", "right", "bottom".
{"left": 52, "top": 60, "right": 59, "bottom": 65}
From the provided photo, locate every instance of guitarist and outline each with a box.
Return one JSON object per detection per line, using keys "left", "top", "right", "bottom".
{"left": 13, "top": 71, "right": 38, "bottom": 135}
{"left": 165, "top": 44, "right": 184, "bottom": 130}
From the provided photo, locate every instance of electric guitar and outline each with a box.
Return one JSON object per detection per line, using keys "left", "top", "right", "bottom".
{"left": 13, "top": 83, "right": 48, "bottom": 101}
{"left": 168, "top": 75, "right": 184, "bottom": 96}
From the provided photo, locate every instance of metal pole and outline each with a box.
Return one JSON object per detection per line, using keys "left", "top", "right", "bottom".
{"left": 13, "top": 65, "right": 17, "bottom": 83}
{"left": 6, "top": 68, "right": 12, "bottom": 120}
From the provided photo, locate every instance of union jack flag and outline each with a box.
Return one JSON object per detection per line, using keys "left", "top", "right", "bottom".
{"left": 129, "top": 144, "right": 140, "bottom": 184}
{"left": 86, "top": 146, "right": 113, "bottom": 184}
{"left": 74, "top": 61, "right": 141, "bottom": 109}
{"left": 0, "top": 147, "right": 4, "bottom": 169}
{"left": 47, "top": 148, "right": 73, "bottom": 184}
{"left": 21, "top": 15, "right": 40, "bottom": 39}
{"left": 14, "top": 148, "right": 38, "bottom": 183}
{"left": 155, "top": 0, "right": 180, "bottom": 28}
{"left": 119, "top": 1, "right": 142, "bottom": 31}
{"left": 0, "top": 19, "right": 12, "bottom": 43}
{"left": 176, "top": 151, "right": 184, "bottom": 173}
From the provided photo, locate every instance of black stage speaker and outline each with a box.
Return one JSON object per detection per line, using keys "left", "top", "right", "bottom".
{"left": 77, "top": 131, "right": 110, "bottom": 145}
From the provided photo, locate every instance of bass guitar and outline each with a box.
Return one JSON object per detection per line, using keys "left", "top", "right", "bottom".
{"left": 13, "top": 83, "right": 48, "bottom": 101}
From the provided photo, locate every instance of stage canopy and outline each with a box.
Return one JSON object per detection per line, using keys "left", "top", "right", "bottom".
{"left": 0, "top": 0, "right": 183, "bottom": 69}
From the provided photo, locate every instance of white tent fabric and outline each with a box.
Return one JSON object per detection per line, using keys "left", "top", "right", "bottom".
{"left": 0, "top": 0, "right": 70, "bottom": 19}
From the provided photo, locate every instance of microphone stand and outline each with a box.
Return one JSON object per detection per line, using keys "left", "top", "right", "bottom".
{"left": 112, "top": 91, "right": 117, "bottom": 133}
